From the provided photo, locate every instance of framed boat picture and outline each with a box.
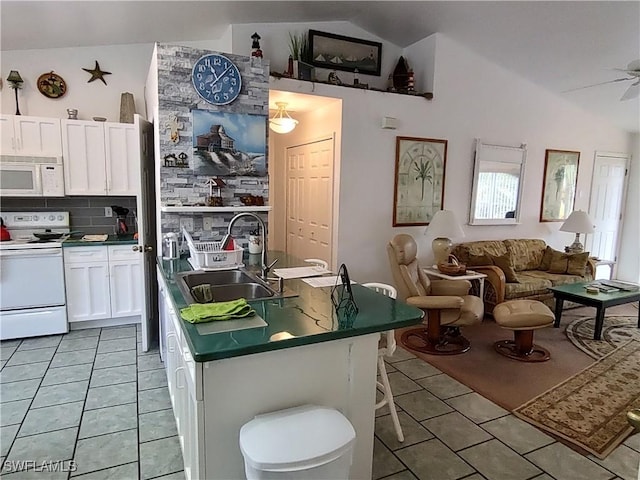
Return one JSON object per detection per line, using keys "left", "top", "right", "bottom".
{"left": 309, "top": 29, "right": 382, "bottom": 76}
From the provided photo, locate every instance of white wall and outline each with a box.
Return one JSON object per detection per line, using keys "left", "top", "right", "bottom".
{"left": 617, "top": 133, "right": 640, "bottom": 282}
{"left": 1, "top": 44, "right": 152, "bottom": 121}
{"left": 272, "top": 34, "right": 632, "bottom": 285}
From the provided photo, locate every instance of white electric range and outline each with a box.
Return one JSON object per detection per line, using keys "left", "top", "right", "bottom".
{"left": 0, "top": 211, "right": 71, "bottom": 340}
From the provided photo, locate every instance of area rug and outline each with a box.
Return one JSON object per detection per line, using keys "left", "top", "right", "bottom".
{"left": 514, "top": 339, "right": 640, "bottom": 459}
{"left": 566, "top": 316, "right": 640, "bottom": 359}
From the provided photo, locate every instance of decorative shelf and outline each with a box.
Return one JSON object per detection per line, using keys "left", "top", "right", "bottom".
{"left": 160, "top": 206, "right": 271, "bottom": 213}
{"left": 270, "top": 74, "right": 433, "bottom": 100}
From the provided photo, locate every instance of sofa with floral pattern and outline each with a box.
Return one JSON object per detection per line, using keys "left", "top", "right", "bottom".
{"left": 451, "top": 239, "right": 596, "bottom": 315}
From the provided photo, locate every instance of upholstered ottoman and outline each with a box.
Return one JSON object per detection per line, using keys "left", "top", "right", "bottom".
{"left": 493, "top": 300, "right": 555, "bottom": 362}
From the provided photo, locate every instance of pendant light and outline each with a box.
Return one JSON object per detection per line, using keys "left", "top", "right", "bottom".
{"left": 269, "top": 102, "right": 298, "bottom": 134}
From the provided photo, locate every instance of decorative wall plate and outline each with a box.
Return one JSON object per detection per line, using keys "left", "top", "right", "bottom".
{"left": 37, "top": 71, "right": 67, "bottom": 98}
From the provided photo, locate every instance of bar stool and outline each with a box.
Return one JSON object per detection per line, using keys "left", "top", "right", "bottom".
{"left": 304, "top": 258, "right": 329, "bottom": 270}
{"left": 362, "top": 282, "right": 404, "bottom": 442}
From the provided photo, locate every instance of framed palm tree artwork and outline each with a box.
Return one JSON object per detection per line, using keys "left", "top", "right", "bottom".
{"left": 540, "top": 149, "right": 580, "bottom": 222}
{"left": 393, "top": 136, "right": 448, "bottom": 226}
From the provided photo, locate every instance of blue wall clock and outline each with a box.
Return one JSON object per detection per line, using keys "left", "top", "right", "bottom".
{"left": 192, "top": 54, "right": 242, "bottom": 105}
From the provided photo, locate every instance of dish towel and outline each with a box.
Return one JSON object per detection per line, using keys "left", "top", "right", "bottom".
{"left": 180, "top": 298, "right": 255, "bottom": 323}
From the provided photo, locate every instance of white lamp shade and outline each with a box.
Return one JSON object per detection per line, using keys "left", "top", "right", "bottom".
{"left": 560, "top": 210, "right": 595, "bottom": 234}
{"left": 269, "top": 102, "right": 298, "bottom": 134}
{"left": 424, "top": 210, "right": 465, "bottom": 239}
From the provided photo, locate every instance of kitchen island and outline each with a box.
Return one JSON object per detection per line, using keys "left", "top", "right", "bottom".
{"left": 157, "top": 253, "right": 423, "bottom": 480}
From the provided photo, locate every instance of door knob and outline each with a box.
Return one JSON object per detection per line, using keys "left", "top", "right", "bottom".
{"left": 132, "top": 245, "right": 140, "bottom": 252}
{"left": 144, "top": 245, "right": 153, "bottom": 252}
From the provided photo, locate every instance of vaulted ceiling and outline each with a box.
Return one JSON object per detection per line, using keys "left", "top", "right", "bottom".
{"left": 2, "top": 1, "right": 639, "bottom": 132}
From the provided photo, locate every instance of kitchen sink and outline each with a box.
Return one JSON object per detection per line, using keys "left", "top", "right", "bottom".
{"left": 176, "top": 269, "right": 296, "bottom": 304}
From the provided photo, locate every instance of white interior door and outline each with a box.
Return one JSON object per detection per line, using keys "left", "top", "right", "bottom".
{"left": 285, "top": 138, "right": 334, "bottom": 267}
{"left": 585, "top": 151, "right": 629, "bottom": 271}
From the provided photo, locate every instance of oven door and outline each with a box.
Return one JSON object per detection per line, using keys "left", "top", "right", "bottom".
{"left": 0, "top": 163, "right": 42, "bottom": 196}
{"left": 0, "top": 248, "right": 65, "bottom": 310}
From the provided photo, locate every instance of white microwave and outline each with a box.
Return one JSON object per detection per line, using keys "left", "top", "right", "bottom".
{"left": 0, "top": 155, "right": 65, "bottom": 197}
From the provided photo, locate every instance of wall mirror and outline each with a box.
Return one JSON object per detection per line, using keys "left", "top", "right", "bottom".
{"left": 469, "top": 139, "right": 527, "bottom": 225}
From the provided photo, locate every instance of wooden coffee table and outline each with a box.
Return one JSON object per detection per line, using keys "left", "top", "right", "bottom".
{"left": 550, "top": 282, "right": 640, "bottom": 340}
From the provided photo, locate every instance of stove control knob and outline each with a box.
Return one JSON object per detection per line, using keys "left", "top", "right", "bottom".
{"left": 33, "top": 215, "right": 39, "bottom": 221}
{"left": 49, "top": 215, "right": 55, "bottom": 221}
{"left": 58, "top": 215, "right": 63, "bottom": 221}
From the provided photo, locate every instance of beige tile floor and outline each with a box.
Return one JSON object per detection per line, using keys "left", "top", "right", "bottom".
{"left": 1, "top": 325, "right": 639, "bottom": 479}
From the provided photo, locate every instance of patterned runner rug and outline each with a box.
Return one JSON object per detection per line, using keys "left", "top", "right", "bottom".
{"left": 514, "top": 340, "right": 640, "bottom": 459}
{"left": 566, "top": 316, "right": 640, "bottom": 358}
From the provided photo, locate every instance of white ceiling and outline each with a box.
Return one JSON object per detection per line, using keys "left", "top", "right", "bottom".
{"left": 2, "top": 1, "right": 639, "bottom": 132}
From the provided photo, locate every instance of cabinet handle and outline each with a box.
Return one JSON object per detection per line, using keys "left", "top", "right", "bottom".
{"left": 167, "top": 332, "right": 176, "bottom": 353}
{"left": 175, "top": 366, "right": 185, "bottom": 389}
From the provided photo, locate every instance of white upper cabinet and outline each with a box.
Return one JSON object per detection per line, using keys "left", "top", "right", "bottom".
{"left": 1, "top": 114, "right": 62, "bottom": 156}
{"left": 62, "top": 120, "right": 107, "bottom": 195}
{"left": 62, "top": 119, "right": 139, "bottom": 196}
{"left": 104, "top": 123, "right": 139, "bottom": 195}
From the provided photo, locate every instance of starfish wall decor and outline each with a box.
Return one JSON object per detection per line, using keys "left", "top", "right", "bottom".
{"left": 82, "top": 61, "right": 112, "bottom": 85}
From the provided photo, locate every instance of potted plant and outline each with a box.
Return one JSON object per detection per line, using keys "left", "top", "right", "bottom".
{"left": 288, "top": 32, "right": 313, "bottom": 80}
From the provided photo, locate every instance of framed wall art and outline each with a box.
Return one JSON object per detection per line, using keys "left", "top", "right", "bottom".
{"left": 309, "top": 29, "right": 382, "bottom": 76}
{"left": 393, "top": 137, "right": 447, "bottom": 226}
{"left": 192, "top": 109, "right": 266, "bottom": 177}
{"left": 540, "top": 149, "right": 580, "bottom": 222}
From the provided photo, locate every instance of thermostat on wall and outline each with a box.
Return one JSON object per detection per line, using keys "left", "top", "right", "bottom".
{"left": 381, "top": 116, "right": 398, "bottom": 129}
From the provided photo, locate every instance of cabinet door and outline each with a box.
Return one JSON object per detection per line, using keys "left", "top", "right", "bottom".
{"left": 104, "top": 123, "right": 139, "bottom": 195}
{"left": 109, "top": 260, "right": 142, "bottom": 317}
{"left": 0, "top": 114, "right": 17, "bottom": 154}
{"left": 61, "top": 120, "right": 107, "bottom": 195}
{"left": 14, "top": 116, "right": 62, "bottom": 155}
{"left": 65, "top": 262, "right": 111, "bottom": 322}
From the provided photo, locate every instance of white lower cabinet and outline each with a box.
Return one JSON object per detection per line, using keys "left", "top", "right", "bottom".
{"left": 158, "top": 271, "right": 204, "bottom": 480}
{"left": 65, "top": 245, "right": 141, "bottom": 325}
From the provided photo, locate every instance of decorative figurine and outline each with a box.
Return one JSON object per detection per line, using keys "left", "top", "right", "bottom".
{"left": 328, "top": 71, "right": 342, "bottom": 85}
{"left": 251, "top": 32, "right": 263, "bottom": 58}
{"left": 205, "top": 177, "right": 226, "bottom": 207}
{"left": 82, "top": 61, "right": 112, "bottom": 85}
{"left": 165, "top": 114, "right": 184, "bottom": 144}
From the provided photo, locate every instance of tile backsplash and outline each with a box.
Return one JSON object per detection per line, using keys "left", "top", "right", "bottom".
{"left": 0, "top": 196, "right": 137, "bottom": 235}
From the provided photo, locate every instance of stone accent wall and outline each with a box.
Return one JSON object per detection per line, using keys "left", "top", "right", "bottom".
{"left": 155, "top": 44, "right": 270, "bottom": 245}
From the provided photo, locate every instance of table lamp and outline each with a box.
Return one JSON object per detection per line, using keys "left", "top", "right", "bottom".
{"left": 7, "top": 70, "right": 24, "bottom": 115}
{"left": 560, "top": 210, "right": 594, "bottom": 253}
{"left": 424, "top": 210, "right": 465, "bottom": 264}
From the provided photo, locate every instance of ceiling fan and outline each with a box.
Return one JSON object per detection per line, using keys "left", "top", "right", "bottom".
{"left": 564, "top": 59, "right": 640, "bottom": 101}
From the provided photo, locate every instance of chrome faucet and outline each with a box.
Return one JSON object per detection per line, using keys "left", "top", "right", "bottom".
{"left": 226, "top": 212, "right": 277, "bottom": 280}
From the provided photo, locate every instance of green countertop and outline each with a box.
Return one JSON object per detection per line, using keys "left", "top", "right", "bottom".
{"left": 158, "top": 252, "right": 424, "bottom": 362}
{"left": 63, "top": 234, "right": 138, "bottom": 246}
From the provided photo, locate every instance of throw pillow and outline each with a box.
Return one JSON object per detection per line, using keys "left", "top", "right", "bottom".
{"left": 489, "top": 253, "right": 520, "bottom": 283}
{"left": 548, "top": 251, "right": 590, "bottom": 275}
{"left": 466, "top": 254, "right": 494, "bottom": 267}
{"left": 539, "top": 246, "right": 557, "bottom": 271}
{"left": 567, "top": 251, "right": 590, "bottom": 276}
{"left": 548, "top": 250, "right": 569, "bottom": 273}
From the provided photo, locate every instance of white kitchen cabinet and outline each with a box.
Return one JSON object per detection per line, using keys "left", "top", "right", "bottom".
{"left": 108, "top": 245, "right": 142, "bottom": 317}
{"left": 158, "top": 271, "right": 205, "bottom": 480}
{"left": 61, "top": 120, "right": 107, "bottom": 195}
{"left": 61, "top": 119, "right": 139, "bottom": 196}
{"left": 1, "top": 114, "right": 62, "bottom": 156}
{"left": 64, "top": 247, "right": 111, "bottom": 322}
{"left": 65, "top": 245, "right": 142, "bottom": 325}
